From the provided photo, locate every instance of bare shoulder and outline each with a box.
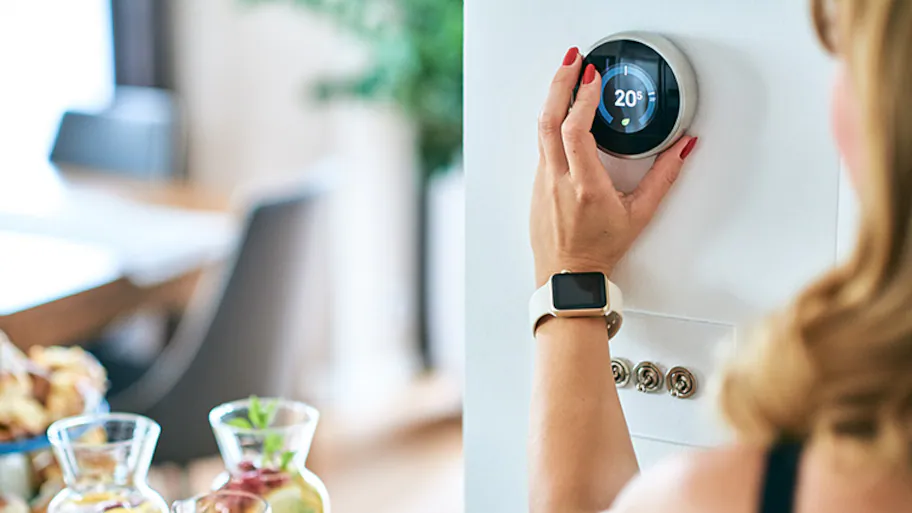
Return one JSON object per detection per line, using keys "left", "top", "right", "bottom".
{"left": 611, "top": 444, "right": 768, "bottom": 513}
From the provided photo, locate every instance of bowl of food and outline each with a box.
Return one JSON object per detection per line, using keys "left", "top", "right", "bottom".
{"left": 0, "top": 341, "right": 109, "bottom": 455}
{"left": 0, "top": 332, "right": 110, "bottom": 509}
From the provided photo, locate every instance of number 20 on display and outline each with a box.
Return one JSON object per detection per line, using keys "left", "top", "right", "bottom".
{"left": 614, "top": 89, "right": 644, "bottom": 107}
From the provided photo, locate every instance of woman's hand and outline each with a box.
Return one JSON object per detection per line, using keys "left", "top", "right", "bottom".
{"left": 529, "top": 51, "right": 700, "bottom": 513}
{"left": 530, "top": 47, "right": 699, "bottom": 286}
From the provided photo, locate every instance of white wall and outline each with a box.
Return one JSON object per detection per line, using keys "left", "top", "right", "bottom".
{"left": 171, "top": 0, "right": 396, "bottom": 191}
{"left": 465, "top": 1, "right": 848, "bottom": 511}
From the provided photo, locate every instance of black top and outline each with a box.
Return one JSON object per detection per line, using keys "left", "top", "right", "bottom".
{"left": 759, "top": 441, "right": 804, "bottom": 513}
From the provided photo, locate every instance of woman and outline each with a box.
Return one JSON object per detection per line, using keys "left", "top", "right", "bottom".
{"left": 529, "top": 1, "right": 912, "bottom": 512}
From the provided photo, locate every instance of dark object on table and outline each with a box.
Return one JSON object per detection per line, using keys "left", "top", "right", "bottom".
{"left": 108, "top": 181, "right": 329, "bottom": 463}
{"left": 50, "top": 86, "right": 183, "bottom": 180}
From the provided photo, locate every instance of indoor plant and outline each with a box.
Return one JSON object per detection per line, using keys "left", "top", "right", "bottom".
{"left": 246, "top": 0, "right": 464, "bottom": 371}
{"left": 246, "top": 0, "right": 464, "bottom": 178}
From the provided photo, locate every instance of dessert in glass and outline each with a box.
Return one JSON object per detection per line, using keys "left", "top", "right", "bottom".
{"left": 171, "top": 490, "right": 269, "bottom": 513}
{"left": 209, "top": 398, "right": 328, "bottom": 513}
{"left": 46, "top": 414, "right": 168, "bottom": 513}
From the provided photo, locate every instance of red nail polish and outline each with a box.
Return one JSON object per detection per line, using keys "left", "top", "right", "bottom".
{"left": 582, "top": 64, "right": 596, "bottom": 85}
{"left": 563, "top": 47, "right": 579, "bottom": 66}
{"left": 680, "top": 137, "right": 699, "bottom": 160}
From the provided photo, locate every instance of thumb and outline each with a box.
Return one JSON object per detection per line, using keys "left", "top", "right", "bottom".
{"left": 628, "top": 136, "right": 698, "bottom": 220}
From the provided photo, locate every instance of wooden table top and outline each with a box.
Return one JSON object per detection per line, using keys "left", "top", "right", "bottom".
{"left": 0, "top": 168, "right": 235, "bottom": 349}
{"left": 0, "top": 231, "right": 121, "bottom": 316}
{"left": 62, "top": 169, "right": 233, "bottom": 212}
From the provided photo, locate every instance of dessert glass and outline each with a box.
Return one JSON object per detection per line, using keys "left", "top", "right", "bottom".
{"left": 171, "top": 490, "right": 269, "bottom": 513}
{"left": 209, "top": 399, "right": 328, "bottom": 513}
{"left": 46, "top": 414, "right": 168, "bottom": 513}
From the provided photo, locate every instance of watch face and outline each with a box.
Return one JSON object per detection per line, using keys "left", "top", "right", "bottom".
{"left": 551, "top": 273, "right": 607, "bottom": 310}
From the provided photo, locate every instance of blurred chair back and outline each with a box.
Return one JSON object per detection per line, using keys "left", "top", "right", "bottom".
{"left": 50, "top": 86, "right": 182, "bottom": 179}
{"left": 110, "top": 180, "right": 328, "bottom": 463}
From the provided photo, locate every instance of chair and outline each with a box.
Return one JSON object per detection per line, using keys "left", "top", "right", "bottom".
{"left": 50, "top": 86, "right": 183, "bottom": 180}
{"left": 109, "top": 180, "right": 330, "bottom": 464}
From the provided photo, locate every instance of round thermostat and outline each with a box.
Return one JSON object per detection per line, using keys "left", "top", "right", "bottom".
{"left": 580, "top": 32, "right": 698, "bottom": 159}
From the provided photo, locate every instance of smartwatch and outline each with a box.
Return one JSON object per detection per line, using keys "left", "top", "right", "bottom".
{"left": 529, "top": 271, "right": 624, "bottom": 339}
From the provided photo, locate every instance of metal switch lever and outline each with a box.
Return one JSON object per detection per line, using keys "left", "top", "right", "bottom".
{"left": 611, "top": 358, "right": 631, "bottom": 387}
{"left": 633, "top": 361, "right": 663, "bottom": 393}
{"left": 666, "top": 366, "right": 697, "bottom": 399}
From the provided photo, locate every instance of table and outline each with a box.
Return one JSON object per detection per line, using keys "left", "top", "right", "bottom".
{"left": 63, "top": 169, "right": 232, "bottom": 212}
{"left": 0, "top": 260, "right": 205, "bottom": 349}
{"left": 0, "top": 170, "right": 236, "bottom": 349}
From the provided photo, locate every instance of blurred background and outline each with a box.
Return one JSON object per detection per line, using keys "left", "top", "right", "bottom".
{"left": 0, "top": 0, "right": 463, "bottom": 512}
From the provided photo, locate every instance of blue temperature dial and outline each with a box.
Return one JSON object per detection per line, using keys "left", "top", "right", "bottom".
{"left": 598, "top": 63, "right": 658, "bottom": 134}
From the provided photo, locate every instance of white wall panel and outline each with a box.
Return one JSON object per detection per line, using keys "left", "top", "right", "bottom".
{"left": 613, "top": 312, "right": 734, "bottom": 447}
{"left": 466, "top": 1, "right": 843, "bottom": 511}
{"left": 632, "top": 437, "right": 696, "bottom": 471}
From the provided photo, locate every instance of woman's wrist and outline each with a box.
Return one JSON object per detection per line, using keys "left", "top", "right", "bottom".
{"left": 535, "top": 315, "right": 611, "bottom": 342}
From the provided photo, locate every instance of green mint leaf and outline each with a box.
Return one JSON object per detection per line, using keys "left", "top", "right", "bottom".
{"left": 264, "top": 432, "right": 284, "bottom": 460}
{"left": 249, "top": 395, "right": 265, "bottom": 428}
{"left": 262, "top": 400, "right": 278, "bottom": 427}
{"left": 226, "top": 418, "right": 253, "bottom": 429}
{"left": 279, "top": 450, "right": 296, "bottom": 471}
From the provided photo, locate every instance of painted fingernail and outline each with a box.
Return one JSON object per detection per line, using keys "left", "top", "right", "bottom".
{"left": 680, "top": 137, "right": 699, "bottom": 160}
{"left": 563, "top": 47, "right": 579, "bottom": 66}
{"left": 582, "top": 64, "right": 596, "bottom": 85}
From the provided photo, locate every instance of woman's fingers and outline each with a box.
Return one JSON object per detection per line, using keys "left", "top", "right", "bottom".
{"left": 627, "top": 136, "right": 699, "bottom": 221}
{"left": 561, "top": 64, "right": 612, "bottom": 191}
{"left": 538, "top": 47, "right": 583, "bottom": 174}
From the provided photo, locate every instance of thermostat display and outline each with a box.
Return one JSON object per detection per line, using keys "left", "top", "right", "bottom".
{"left": 580, "top": 32, "right": 698, "bottom": 159}
{"left": 600, "top": 63, "right": 658, "bottom": 134}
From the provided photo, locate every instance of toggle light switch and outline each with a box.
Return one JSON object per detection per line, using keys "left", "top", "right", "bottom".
{"left": 633, "top": 361, "right": 664, "bottom": 393}
{"left": 666, "top": 366, "right": 697, "bottom": 399}
{"left": 611, "top": 358, "right": 632, "bottom": 388}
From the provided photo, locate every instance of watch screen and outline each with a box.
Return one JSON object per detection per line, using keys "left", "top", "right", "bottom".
{"left": 551, "top": 273, "right": 607, "bottom": 310}
{"left": 600, "top": 63, "right": 658, "bottom": 134}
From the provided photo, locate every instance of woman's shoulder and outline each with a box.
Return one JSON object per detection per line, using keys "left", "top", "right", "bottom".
{"left": 612, "top": 443, "right": 768, "bottom": 513}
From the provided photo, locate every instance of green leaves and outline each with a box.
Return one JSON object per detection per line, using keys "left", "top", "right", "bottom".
{"left": 247, "top": 396, "right": 279, "bottom": 429}
{"left": 244, "top": 0, "right": 464, "bottom": 176}
{"left": 279, "top": 450, "right": 296, "bottom": 471}
{"left": 249, "top": 396, "right": 264, "bottom": 427}
{"left": 226, "top": 418, "right": 253, "bottom": 429}
{"left": 262, "top": 400, "right": 278, "bottom": 427}
{"left": 233, "top": 396, "right": 298, "bottom": 470}
{"left": 264, "top": 432, "right": 284, "bottom": 461}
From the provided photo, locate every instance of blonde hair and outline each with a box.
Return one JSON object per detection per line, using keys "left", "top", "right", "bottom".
{"left": 719, "top": 0, "right": 912, "bottom": 466}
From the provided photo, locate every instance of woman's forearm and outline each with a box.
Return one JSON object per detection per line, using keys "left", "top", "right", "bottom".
{"left": 527, "top": 46, "right": 693, "bottom": 513}
{"left": 529, "top": 316, "right": 639, "bottom": 513}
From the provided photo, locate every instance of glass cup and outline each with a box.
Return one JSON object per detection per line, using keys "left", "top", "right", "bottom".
{"left": 209, "top": 399, "right": 329, "bottom": 513}
{"left": 46, "top": 413, "right": 168, "bottom": 513}
{"left": 171, "top": 491, "right": 270, "bottom": 513}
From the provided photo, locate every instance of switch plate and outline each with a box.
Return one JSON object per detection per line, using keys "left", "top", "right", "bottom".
{"left": 613, "top": 311, "right": 735, "bottom": 447}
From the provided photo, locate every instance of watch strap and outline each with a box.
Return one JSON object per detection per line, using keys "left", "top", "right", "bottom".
{"left": 529, "top": 275, "right": 624, "bottom": 337}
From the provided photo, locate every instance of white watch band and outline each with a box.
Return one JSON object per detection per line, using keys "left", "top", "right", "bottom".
{"left": 529, "top": 275, "right": 624, "bottom": 338}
